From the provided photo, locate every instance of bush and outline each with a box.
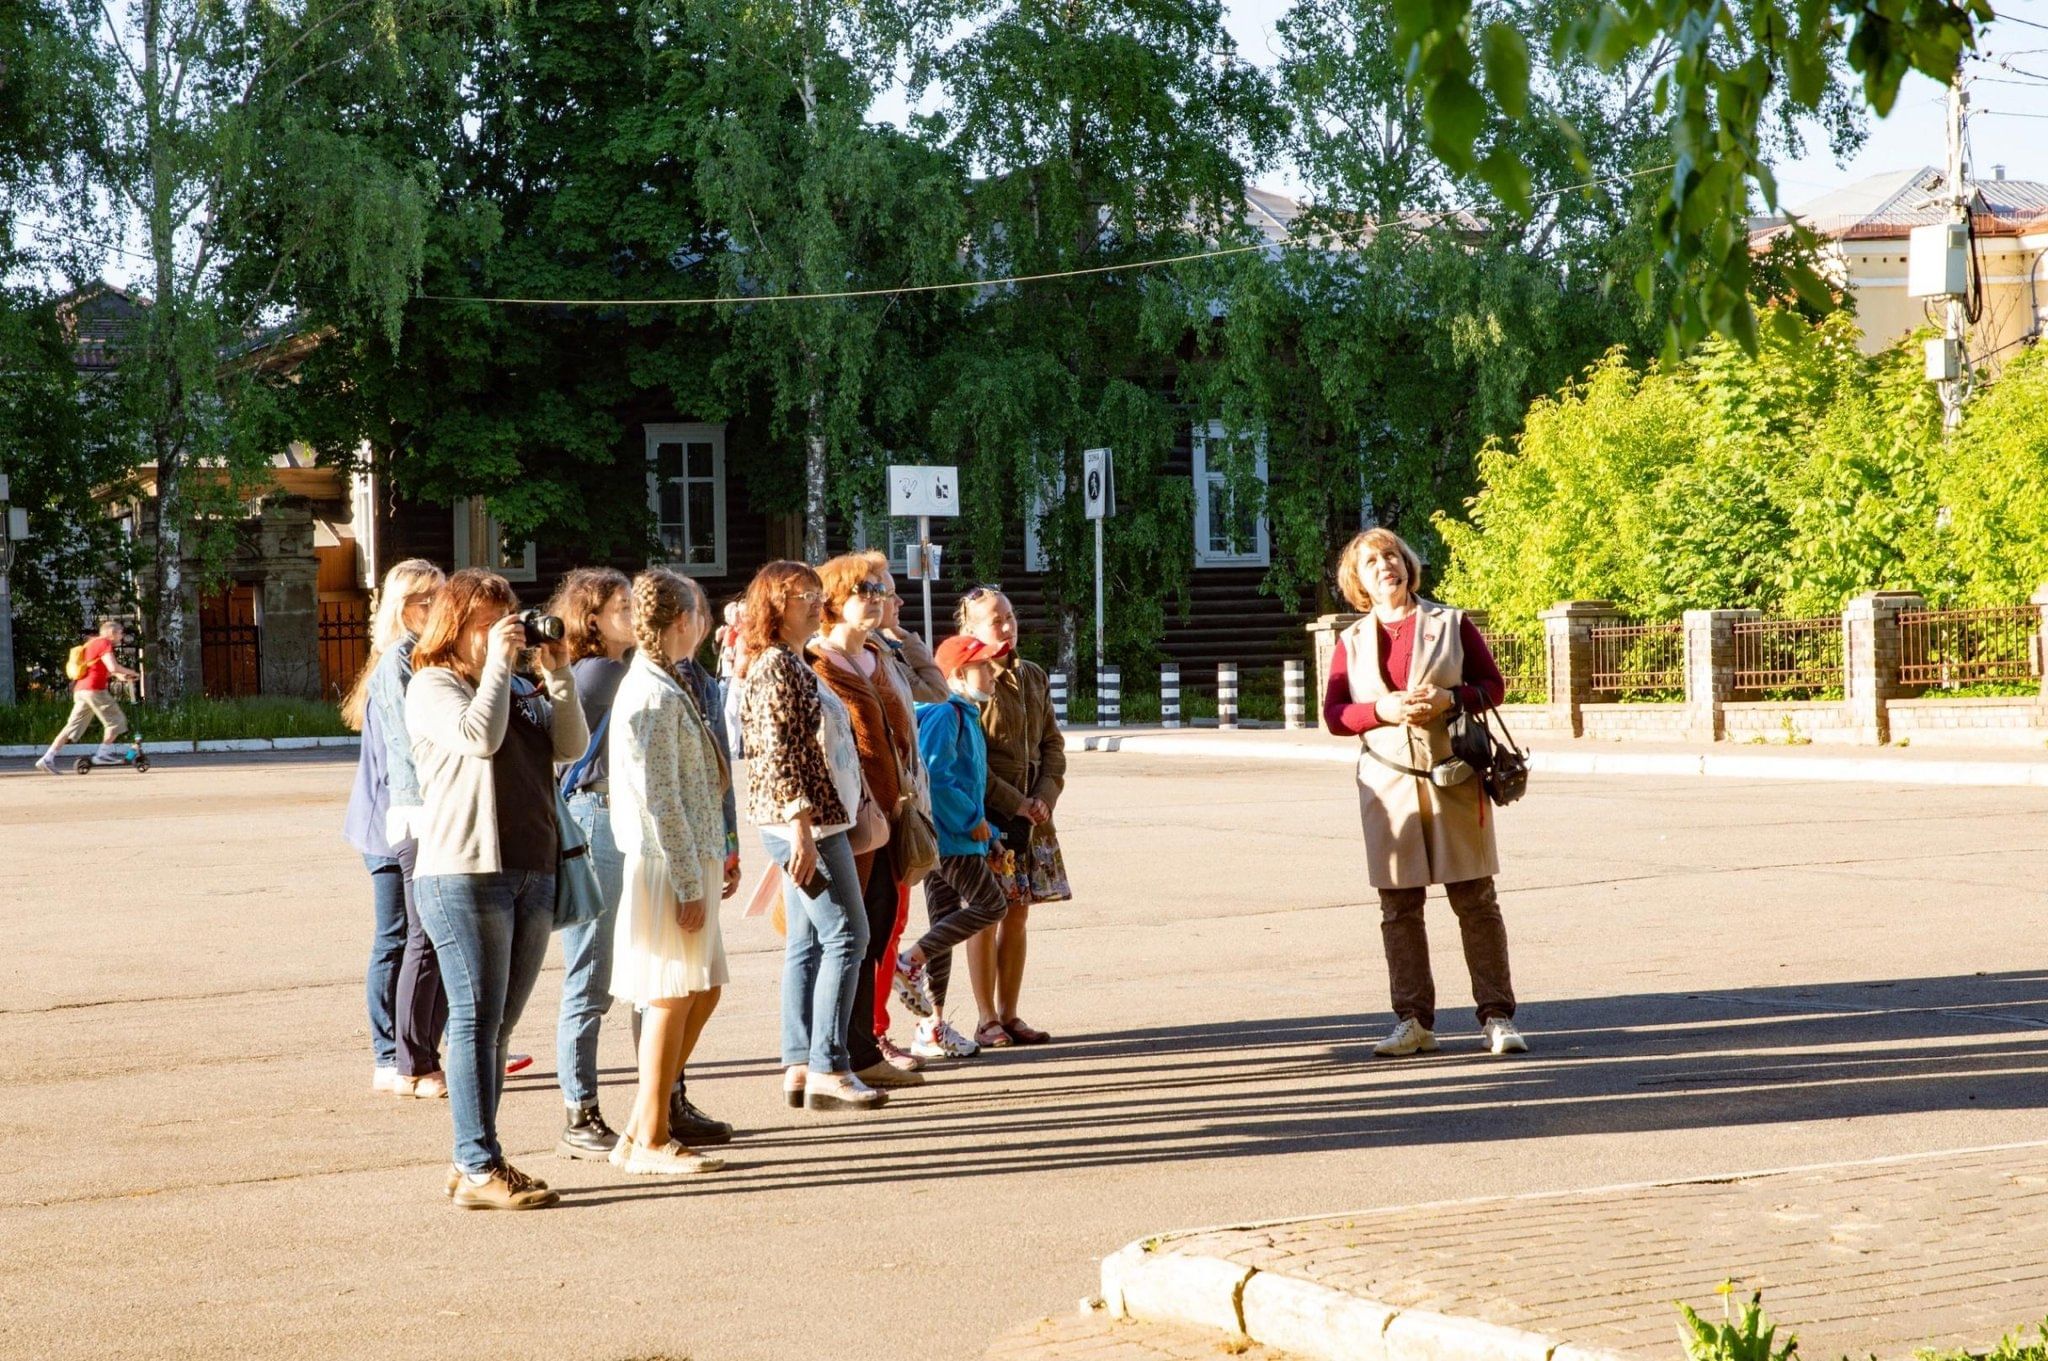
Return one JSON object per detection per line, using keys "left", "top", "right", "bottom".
{"left": 0, "top": 695, "right": 350, "bottom": 745}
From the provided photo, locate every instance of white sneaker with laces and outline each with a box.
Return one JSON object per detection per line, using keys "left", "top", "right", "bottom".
{"left": 1372, "top": 1017, "right": 1439, "bottom": 1058}
{"left": 1482, "top": 1017, "right": 1529, "bottom": 1055}
{"left": 372, "top": 1065, "right": 404, "bottom": 1094}
{"left": 876, "top": 1034, "right": 924, "bottom": 1072}
{"left": 34, "top": 754, "right": 58, "bottom": 775}
{"left": 911, "top": 1018, "right": 979, "bottom": 1059}
{"left": 892, "top": 952, "right": 936, "bottom": 1019}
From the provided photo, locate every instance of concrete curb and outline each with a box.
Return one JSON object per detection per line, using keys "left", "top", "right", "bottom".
{"left": 1062, "top": 730, "right": 2048, "bottom": 787}
{"left": 2, "top": 736, "right": 360, "bottom": 759}
{"left": 1101, "top": 1238, "right": 1630, "bottom": 1361}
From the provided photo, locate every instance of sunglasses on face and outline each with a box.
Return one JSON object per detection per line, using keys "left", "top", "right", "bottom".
{"left": 852, "top": 581, "right": 890, "bottom": 599}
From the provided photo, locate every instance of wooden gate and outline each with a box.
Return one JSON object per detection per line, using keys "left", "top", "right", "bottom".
{"left": 199, "top": 586, "right": 262, "bottom": 698}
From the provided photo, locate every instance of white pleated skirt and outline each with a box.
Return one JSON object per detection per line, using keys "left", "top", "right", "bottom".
{"left": 610, "top": 851, "right": 729, "bottom": 1003}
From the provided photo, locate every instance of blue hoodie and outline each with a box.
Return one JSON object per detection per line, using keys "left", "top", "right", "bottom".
{"left": 915, "top": 693, "right": 992, "bottom": 858}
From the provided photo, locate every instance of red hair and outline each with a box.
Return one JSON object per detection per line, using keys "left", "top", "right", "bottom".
{"left": 412, "top": 569, "right": 517, "bottom": 679}
{"left": 738, "top": 561, "right": 822, "bottom": 674}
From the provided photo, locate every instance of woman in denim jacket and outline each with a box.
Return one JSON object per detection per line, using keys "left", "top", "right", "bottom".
{"left": 342, "top": 559, "right": 446, "bottom": 1098}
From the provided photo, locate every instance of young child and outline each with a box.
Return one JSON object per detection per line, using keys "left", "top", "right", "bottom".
{"left": 895, "top": 635, "right": 1013, "bottom": 1059}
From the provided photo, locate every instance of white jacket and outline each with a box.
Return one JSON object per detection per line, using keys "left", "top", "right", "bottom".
{"left": 607, "top": 654, "right": 725, "bottom": 901}
{"left": 405, "top": 651, "right": 589, "bottom": 877}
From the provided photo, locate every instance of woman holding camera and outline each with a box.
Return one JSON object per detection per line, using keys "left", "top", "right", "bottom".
{"left": 407, "top": 569, "right": 589, "bottom": 1210}
{"left": 606, "top": 569, "right": 731, "bottom": 1174}
{"left": 1321, "top": 527, "right": 1524, "bottom": 1060}
{"left": 343, "top": 558, "right": 447, "bottom": 1098}
{"left": 736, "top": 561, "right": 880, "bottom": 1112}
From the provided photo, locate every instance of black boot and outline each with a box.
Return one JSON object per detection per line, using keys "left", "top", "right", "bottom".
{"left": 668, "top": 1089, "right": 734, "bottom": 1147}
{"left": 555, "top": 1103, "right": 620, "bottom": 1160}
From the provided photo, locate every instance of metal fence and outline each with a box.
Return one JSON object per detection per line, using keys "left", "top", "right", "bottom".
{"left": 1589, "top": 621, "right": 1684, "bottom": 697}
{"left": 1481, "top": 629, "right": 1546, "bottom": 703}
{"left": 200, "top": 623, "right": 262, "bottom": 698}
{"left": 319, "top": 599, "right": 371, "bottom": 700}
{"left": 1733, "top": 616, "right": 1843, "bottom": 694}
{"left": 1898, "top": 605, "right": 2041, "bottom": 688}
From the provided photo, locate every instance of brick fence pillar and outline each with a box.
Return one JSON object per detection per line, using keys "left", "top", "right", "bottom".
{"left": 1540, "top": 600, "right": 1621, "bottom": 738}
{"left": 1843, "top": 590, "right": 1923, "bottom": 745}
{"left": 1307, "top": 612, "right": 1362, "bottom": 710}
{"left": 1683, "top": 608, "right": 1758, "bottom": 743}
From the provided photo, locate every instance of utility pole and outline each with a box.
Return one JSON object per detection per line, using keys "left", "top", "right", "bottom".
{"left": 1940, "top": 75, "right": 1971, "bottom": 431}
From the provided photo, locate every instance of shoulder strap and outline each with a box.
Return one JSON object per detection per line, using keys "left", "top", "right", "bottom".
{"left": 1362, "top": 742, "right": 1433, "bottom": 780}
{"left": 558, "top": 706, "right": 611, "bottom": 799}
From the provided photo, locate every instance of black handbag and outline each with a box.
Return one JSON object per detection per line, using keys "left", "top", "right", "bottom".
{"left": 1449, "top": 702, "right": 1530, "bottom": 808}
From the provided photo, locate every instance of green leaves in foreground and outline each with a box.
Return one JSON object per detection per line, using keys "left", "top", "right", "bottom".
{"left": 1678, "top": 1284, "right": 1797, "bottom": 1361}
{"left": 1391, "top": 0, "right": 1996, "bottom": 358}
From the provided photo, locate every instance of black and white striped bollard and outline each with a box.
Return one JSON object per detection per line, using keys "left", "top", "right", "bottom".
{"left": 1050, "top": 669, "right": 1068, "bottom": 727}
{"left": 1096, "top": 663, "right": 1120, "bottom": 728}
{"left": 1217, "top": 662, "right": 1239, "bottom": 731}
{"left": 1160, "top": 661, "right": 1181, "bottom": 729}
{"left": 1283, "top": 659, "right": 1307, "bottom": 730}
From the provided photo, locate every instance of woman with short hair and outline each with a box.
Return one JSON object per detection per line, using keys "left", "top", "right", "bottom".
{"left": 406, "top": 569, "right": 590, "bottom": 1209}
{"left": 808, "top": 553, "right": 929, "bottom": 1091}
{"left": 954, "top": 586, "right": 1065, "bottom": 1049}
{"left": 343, "top": 558, "right": 447, "bottom": 1098}
{"left": 737, "top": 561, "right": 883, "bottom": 1112}
{"left": 1322, "top": 527, "right": 1526, "bottom": 1059}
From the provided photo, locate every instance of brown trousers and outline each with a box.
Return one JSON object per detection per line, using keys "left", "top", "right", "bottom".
{"left": 1377, "top": 876, "right": 1515, "bottom": 1030}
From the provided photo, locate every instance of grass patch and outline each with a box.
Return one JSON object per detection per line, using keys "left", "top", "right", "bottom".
{"left": 0, "top": 695, "right": 350, "bottom": 745}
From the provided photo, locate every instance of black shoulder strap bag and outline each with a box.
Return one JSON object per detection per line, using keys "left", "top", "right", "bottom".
{"left": 1448, "top": 698, "right": 1530, "bottom": 807}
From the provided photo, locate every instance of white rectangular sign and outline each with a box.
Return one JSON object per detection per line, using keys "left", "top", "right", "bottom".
{"left": 888, "top": 464, "right": 960, "bottom": 518}
{"left": 1083, "top": 448, "right": 1114, "bottom": 520}
{"left": 904, "top": 541, "right": 943, "bottom": 582}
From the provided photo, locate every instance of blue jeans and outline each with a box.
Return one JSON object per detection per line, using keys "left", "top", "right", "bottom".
{"left": 415, "top": 869, "right": 555, "bottom": 1173}
{"left": 763, "top": 829, "right": 866, "bottom": 1073}
{"left": 363, "top": 854, "right": 408, "bottom": 1070}
{"left": 557, "top": 791, "right": 624, "bottom": 1108}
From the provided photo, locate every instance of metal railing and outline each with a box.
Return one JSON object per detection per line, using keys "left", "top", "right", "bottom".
{"left": 1589, "top": 620, "right": 1684, "bottom": 697}
{"left": 1733, "top": 616, "right": 1843, "bottom": 694}
{"left": 1898, "top": 605, "right": 2041, "bottom": 688}
{"left": 1480, "top": 629, "right": 1546, "bottom": 703}
{"left": 318, "top": 601, "right": 371, "bottom": 701}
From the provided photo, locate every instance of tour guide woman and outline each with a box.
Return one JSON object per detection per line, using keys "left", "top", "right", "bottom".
{"left": 407, "top": 568, "right": 590, "bottom": 1210}
{"left": 1321, "top": 527, "right": 1527, "bottom": 1059}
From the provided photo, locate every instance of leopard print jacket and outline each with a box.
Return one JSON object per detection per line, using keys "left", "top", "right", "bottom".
{"left": 739, "top": 643, "right": 852, "bottom": 829}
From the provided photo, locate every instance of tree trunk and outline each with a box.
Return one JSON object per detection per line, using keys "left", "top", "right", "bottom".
{"left": 143, "top": 0, "right": 189, "bottom": 701}
{"left": 803, "top": 365, "right": 828, "bottom": 563}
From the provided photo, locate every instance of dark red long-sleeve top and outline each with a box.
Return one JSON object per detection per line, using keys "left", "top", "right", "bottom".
{"left": 1323, "top": 614, "right": 1507, "bottom": 736}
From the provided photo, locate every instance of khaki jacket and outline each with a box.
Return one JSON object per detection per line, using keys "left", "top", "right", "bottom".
{"left": 1344, "top": 600, "right": 1498, "bottom": 890}
{"left": 979, "top": 653, "right": 1065, "bottom": 821}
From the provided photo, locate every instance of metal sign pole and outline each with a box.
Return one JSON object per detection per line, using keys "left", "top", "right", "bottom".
{"left": 1094, "top": 514, "right": 1104, "bottom": 674}
{"left": 919, "top": 514, "right": 933, "bottom": 644}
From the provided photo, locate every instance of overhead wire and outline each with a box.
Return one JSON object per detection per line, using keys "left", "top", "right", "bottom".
{"left": 416, "top": 161, "right": 1678, "bottom": 309}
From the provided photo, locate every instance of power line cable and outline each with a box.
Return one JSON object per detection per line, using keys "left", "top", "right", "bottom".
{"left": 418, "top": 162, "right": 1678, "bottom": 308}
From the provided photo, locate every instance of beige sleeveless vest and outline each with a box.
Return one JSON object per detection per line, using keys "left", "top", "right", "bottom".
{"left": 1341, "top": 599, "right": 1499, "bottom": 890}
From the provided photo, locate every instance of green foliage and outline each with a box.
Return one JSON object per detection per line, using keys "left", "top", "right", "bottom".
{"left": 0, "top": 695, "right": 346, "bottom": 744}
{"left": 1435, "top": 309, "right": 1966, "bottom": 629}
{"left": 1934, "top": 346, "right": 2048, "bottom": 606}
{"left": 1676, "top": 1285, "right": 1797, "bottom": 1361}
{"left": 1390, "top": 0, "right": 1987, "bottom": 357}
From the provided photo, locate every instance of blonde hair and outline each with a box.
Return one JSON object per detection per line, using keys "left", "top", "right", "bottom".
{"left": 1336, "top": 528, "right": 1424, "bottom": 611}
{"left": 954, "top": 585, "right": 1011, "bottom": 632}
{"left": 341, "top": 558, "right": 444, "bottom": 729}
{"left": 632, "top": 567, "right": 726, "bottom": 790}
{"left": 630, "top": 568, "right": 710, "bottom": 678}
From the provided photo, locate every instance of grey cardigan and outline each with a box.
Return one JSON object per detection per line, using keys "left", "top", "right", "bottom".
{"left": 405, "top": 650, "right": 589, "bottom": 877}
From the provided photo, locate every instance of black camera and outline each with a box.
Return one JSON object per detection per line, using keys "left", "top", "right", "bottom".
{"left": 518, "top": 609, "right": 564, "bottom": 646}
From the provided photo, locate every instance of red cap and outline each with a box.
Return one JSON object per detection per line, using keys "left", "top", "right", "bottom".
{"left": 934, "top": 634, "right": 994, "bottom": 679}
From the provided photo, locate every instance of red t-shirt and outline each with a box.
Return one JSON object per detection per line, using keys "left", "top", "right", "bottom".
{"left": 75, "top": 637, "right": 115, "bottom": 692}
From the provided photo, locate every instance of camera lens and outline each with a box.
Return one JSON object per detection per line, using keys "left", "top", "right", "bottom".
{"left": 520, "top": 610, "right": 565, "bottom": 644}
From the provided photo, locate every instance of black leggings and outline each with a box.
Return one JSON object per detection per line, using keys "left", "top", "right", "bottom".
{"left": 918, "top": 854, "right": 1011, "bottom": 1009}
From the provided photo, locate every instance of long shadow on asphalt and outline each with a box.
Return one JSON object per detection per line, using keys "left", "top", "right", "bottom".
{"left": 546, "top": 970, "right": 2048, "bottom": 1207}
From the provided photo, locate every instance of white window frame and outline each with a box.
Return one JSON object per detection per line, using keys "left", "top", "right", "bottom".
{"left": 452, "top": 496, "right": 537, "bottom": 583}
{"left": 1192, "top": 420, "right": 1271, "bottom": 568}
{"left": 644, "top": 422, "right": 728, "bottom": 577}
{"left": 852, "top": 505, "right": 921, "bottom": 576}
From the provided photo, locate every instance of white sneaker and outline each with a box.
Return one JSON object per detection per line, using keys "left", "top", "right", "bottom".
{"left": 618, "top": 1138, "right": 724, "bottom": 1176}
{"left": 854, "top": 1059, "right": 926, "bottom": 1089}
{"left": 609, "top": 1134, "right": 635, "bottom": 1168}
{"left": 1372, "top": 1018, "right": 1439, "bottom": 1058}
{"left": 892, "top": 952, "right": 936, "bottom": 1019}
{"left": 911, "top": 1018, "right": 979, "bottom": 1059}
{"left": 1482, "top": 1017, "right": 1529, "bottom": 1055}
{"left": 33, "top": 755, "right": 58, "bottom": 776}
{"left": 372, "top": 1065, "right": 404, "bottom": 1094}
{"left": 876, "top": 1034, "right": 924, "bottom": 1072}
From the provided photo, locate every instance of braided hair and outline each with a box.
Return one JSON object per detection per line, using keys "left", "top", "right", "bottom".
{"left": 631, "top": 567, "right": 728, "bottom": 792}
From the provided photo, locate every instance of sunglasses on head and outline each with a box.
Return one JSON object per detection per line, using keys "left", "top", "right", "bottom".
{"left": 963, "top": 584, "right": 1004, "bottom": 601}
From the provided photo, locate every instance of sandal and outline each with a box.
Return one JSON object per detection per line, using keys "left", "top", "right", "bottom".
{"left": 974, "top": 1020, "right": 1013, "bottom": 1049}
{"left": 1001, "top": 1017, "right": 1052, "bottom": 1045}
